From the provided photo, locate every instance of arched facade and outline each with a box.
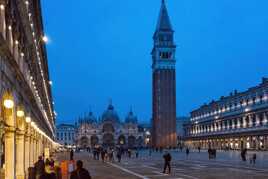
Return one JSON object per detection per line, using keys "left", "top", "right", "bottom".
{"left": 0, "top": 1, "right": 57, "bottom": 178}
{"left": 76, "top": 105, "right": 146, "bottom": 148}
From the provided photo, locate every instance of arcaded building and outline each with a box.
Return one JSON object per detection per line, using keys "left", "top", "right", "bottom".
{"left": 152, "top": 0, "right": 177, "bottom": 147}
{"left": 75, "top": 103, "right": 145, "bottom": 148}
{"left": 184, "top": 78, "right": 268, "bottom": 150}
{"left": 0, "top": 0, "right": 56, "bottom": 178}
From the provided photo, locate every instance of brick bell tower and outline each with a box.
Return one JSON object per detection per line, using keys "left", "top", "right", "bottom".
{"left": 152, "top": 0, "right": 177, "bottom": 148}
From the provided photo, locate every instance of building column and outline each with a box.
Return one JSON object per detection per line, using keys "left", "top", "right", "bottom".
{"left": 29, "top": 128, "right": 34, "bottom": 166}
{"left": 237, "top": 118, "right": 240, "bottom": 129}
{"left": 243, "top": 117, "right": 247, "bottom": 128}
{"left": 249, "top": 115, "right": 253, "bottom": 127}
{"left": 16, "top": 130, "right": 25, "bottom": 179}
{"left": 5, "top": 127, "right": 16, "bottom": 179}
{"left": 263, "top": 112, "right": 267, "bottom": 125}
{"left": 0, "top": 2, "right": 6, "bottom": 39}
{"left": 256, "top": 113, "right": 260, "bottom": 126}
{"left": 24, "top": 127, "right": 30, "bottom": 175}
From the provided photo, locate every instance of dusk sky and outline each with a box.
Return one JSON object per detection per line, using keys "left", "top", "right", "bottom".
{"left": 41, "top": 0, "right": 268, "bottom": 124}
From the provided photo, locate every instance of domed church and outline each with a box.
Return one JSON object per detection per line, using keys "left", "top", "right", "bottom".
{"left": 75, "top": 103, "right": 145, "bottom": 148}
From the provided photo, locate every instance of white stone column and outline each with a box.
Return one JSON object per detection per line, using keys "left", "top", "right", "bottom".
{"left": 16, "top": 130, "right": 25, "bottom": 179}
{"left": 0, "top": 2, "right": 6, "bottom": 39}
{"left": 263, "top": 112, "right": 268, "bottom": 125}
{"left": 29, "top": 129, "right": 34, "bottom": 166}
{"left": 24, "top": 129, "right": 30, "bottom": 174}
{"left": 243, "top": 117, "right": 247, "bottom": 128}
{"left": 237, "top": 118, "right": 240, "bottom": 129}
{"left": 5, "top": 127, "right": 16, "bottom": 179}
{"left": 256, "top": 113, "right": 260, "bottom": 126}
{"left": 249, "top": 115, "right": 253, "bottom": 127}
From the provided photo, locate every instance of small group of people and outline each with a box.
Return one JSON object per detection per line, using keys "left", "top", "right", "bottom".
{"left": 240, "top": 148, "right": 257, "bottom": 164}
{"left": 33, "top": 155, "right": 61, "bottom": 179}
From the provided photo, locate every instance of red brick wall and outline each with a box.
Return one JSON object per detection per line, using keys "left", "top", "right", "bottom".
{"left": 152, "top": 69, "right": 177, "bottom": 147}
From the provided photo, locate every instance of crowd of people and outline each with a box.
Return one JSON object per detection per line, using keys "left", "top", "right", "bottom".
{"left": 29, "top": 145, "right": 260, "bottom": 178}
{"left": 30, "top": 155, "right": 61, "bottom": 179}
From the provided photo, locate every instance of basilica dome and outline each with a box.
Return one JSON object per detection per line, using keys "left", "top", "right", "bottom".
{"left": 125, "top": 110, "right": 138, "bottom": 124}
{"left": 101, "top": 104, "right": 120, "bottom": 123}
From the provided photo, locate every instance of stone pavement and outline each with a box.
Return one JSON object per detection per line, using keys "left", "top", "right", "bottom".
{"left": 56, "top": 150, "right": 268, "bottom": 179}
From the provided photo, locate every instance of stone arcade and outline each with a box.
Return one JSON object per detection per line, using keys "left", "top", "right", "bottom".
{"left": 0, "top": 0, "right": 56, "bottom": 178}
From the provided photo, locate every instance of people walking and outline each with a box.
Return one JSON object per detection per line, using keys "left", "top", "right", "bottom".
{"left": 101, "top": 149, "right": 106, "bottom": 163}
{"left": 250, "top": 153, "right": 257, "bottom": 164}
{"left": 135, "top": 150, "right": 139, "bottom": 158}
{"left": 34, "top": 156, "right": 45, "bottom": 179}
{"left": 186, "top": 148, "right": 190, "bottom": 158}
{"left": 117, "top": 149, "right": 122, "bottom": 163}
{"left": 241, "top": 148, "right": 247, "bottom": 161}
{"left": 198, "top": 146, "right": 201, "bottom": 153}
{"left": 162, "top": 151, "right": 172, "bottom": 174}
{"left": 70, "top": 160, "right": 91, "bottom": 179}
{"left": 70, "top": 149, "right": 74, "bottom": 160}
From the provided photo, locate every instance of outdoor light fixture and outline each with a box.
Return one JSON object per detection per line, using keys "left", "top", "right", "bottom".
{"left": 0, "top": 4, "right": 4, "bottom": 10}
{"left": 16, "top": 109, "right": 25, "bottom": 118}
{"left": 42, "top": 35, "right": 48, "bottom": 43}
{"left": 25, "top": 116, "right": 31, "bottom": 123}
{"left": 3, "top": 99, "right": 14, "bottom": 109}
{"left": 49, "top": 80, "right": 53, "bottom": 85}
{"left": 245, "top": 108, "right": 250, "bottom": 112}
{"left": 31, "top": 121, "right": 35, "bottom": 127}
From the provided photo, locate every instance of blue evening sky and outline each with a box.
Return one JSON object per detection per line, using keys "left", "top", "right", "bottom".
{"left": 41, "top": 0, "right": 268, "bottom": 124}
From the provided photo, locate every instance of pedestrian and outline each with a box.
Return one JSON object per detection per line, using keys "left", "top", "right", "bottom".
{"left": 162, "top": 151, "right": 172, "bottom": 174}
{"left": 101, "top": 149, "right": 106, "bottom": 162}
{"left": 34, "top": 156, "right": 45, "bottom": 179}
{"left": 198, "top": 146, "right": 201, "bottom": 153}
{"left": 54, "top": 161, "right": 62, "bottom": 179}
{"left": 117, "top": 150, "right": 122, "bottom": 163}
{"left": 70, "top": 160, "right": 91, "bottom": 179}
{"left": 186, "top": 148, "right": 190, "bottom": 157}
{"left": 208, "top": 148, "right": 212, "bottom": 159}
{"left": 136, "top": 150, "right": 139, "bottom": 158}
{"left": 241, "top": 148, "right": 247, "bottom": 161}
{"left": 128, "top": 149, "right": 132, "bottom": 158}
{"left": 251, "top": 153, "right": 257, "bottom": 164}
{"left": 70, "top": 149, "right": 74, "bottom": 160}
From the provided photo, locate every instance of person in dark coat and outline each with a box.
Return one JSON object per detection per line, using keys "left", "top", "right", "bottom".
{"left": 70, "top": 149, "right": 74, "bottom": 160}
{"left": 34, "top": 156, "right": 45, "bottom": 179}
{"left": 162, "top": 151, "right": 172, "bottom": 174}
{"left": 70, "top": 160, "right": 91, "bottom": 179}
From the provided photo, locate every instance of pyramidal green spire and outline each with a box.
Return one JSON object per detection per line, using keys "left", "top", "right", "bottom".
{"left": 156, "top": 0, "right": 173, "bottom": 32}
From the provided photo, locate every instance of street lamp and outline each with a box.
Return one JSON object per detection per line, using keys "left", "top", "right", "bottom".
{"left": 16, "top": 109, "right": 25, "bottom": 118}
{"left": 3, "top": 99, "right": 14, "bottom": 109}
{"left": 26, "top": 116, "right": 31, "bottom": 123}
{"left": 42, "top": 35, "right": 49, "bottom": 44}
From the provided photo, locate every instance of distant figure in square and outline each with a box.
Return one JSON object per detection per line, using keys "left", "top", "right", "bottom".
{"left": 162, "top": 151, "right": 172, "bottom": 174}
{"left": 186, "top": 148, "right": 190, "bottom": 158}
{"left": 70, "top": 149, "right": 74, "bottom": 161}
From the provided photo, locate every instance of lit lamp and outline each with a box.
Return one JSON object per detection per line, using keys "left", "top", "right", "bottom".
{"left": 3, "top": 99, "right": 14, "bottom": 109}
{"left": 26, "top": 116, "right": 31, "bottom": 123}
{"left": 42, "top": 35, "right": 48, "bottom": 43}
{"left": 16, "top": 107, "right": 25, "bottom": 118}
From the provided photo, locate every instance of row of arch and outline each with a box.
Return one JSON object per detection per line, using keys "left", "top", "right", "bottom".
{"left": 0, "top": 91, "right": 55, "bottom": 179}
{"left": 79, "top": 134, "right": 144, "bottom": 148}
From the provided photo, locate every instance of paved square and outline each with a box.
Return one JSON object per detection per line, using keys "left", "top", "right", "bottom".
{"left": 56, "top": 150, "right": 268, "bottom": 179}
